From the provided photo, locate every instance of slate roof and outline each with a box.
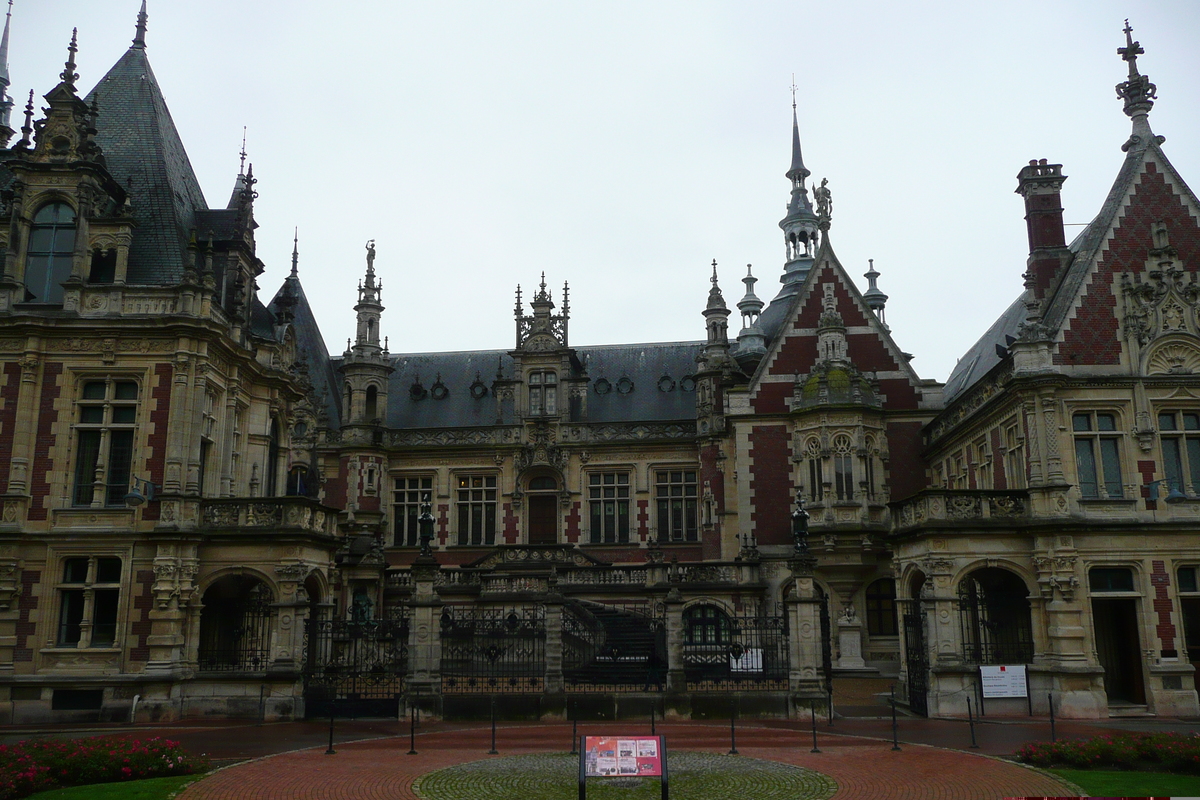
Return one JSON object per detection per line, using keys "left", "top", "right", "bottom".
{"left": 941, "top": 295, "right": 1025, "bottom": 403}
{"left": 268, "top": 280, "right": 342, "bottom": 428}
{"left": 85, "top": 44, "right": 208, "bottom": 285}
{"left": 346, "top": 341, "right": 702, "bottom": 431}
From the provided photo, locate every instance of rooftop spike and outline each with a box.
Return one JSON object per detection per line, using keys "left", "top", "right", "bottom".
{"left": 1116, "top": 19, "right": 1157, "bottom": 128}
{"left": 16, "top": 86, "right": 31, "bottom": 147}
{"left": 786, "top": 90, "right": 809, "bottom": 182}
{"left": 239, "top": 126, "right": 247, "bottom": 175}
{"left": 60, "top": 28, "right": 79, "bottom": 89}
{"left": 133, "top": 0, "right": 148, "bottom": 48}
{"left": 290, "top": 228, "right": 299, "bottom": 277}
{"left": 0, "top": 1, "right": 13, "bottom": 89}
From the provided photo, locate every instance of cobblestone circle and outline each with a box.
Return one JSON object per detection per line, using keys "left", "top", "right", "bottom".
{"left": 414, "top": 751, "right": 837, "bottom": 800}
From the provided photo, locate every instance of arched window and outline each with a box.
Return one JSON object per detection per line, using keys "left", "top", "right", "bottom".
{"left": 365, "top": 385, "right": 378, "bottom": 421}
{"left": 684, "top": 604, "right": 731, "bottom": 645}
{"left": 26, "top": 203, "right": 76, "bottom": 303}
{"left": 287, "top": 465, "right": 316, "bottom": 497}
{"left": 865, "top": 578, "right": 898, "bottom": 636}
{"left": 266, "top": 419, "right": 280, "bottom": 497}
{"left": 958, "top": 568, "right": 1034, "bottom": 665}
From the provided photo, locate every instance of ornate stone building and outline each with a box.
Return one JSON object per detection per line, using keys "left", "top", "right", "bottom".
{"left": 0, "top": 7, "right": 1194, "bottom": 723}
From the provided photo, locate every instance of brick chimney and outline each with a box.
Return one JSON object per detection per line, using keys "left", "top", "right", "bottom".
{"left": 1015, "top": 159, "right": 1070, "bottom": 300}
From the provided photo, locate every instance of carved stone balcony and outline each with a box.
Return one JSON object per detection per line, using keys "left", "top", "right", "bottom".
{"left": 889, "top": 490, "right": 1029, "bottom": 535}
{"left": 198, "top": 497, "right": 339, "bottom": 538}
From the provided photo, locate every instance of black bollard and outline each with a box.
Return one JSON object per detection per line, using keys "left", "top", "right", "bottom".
{"left": 326, "top": 705, "right": 336, "bottom": 755}
{"left": 728, "top": 699, "right": 738, "bottom": 755}
{"left": 488, "top": 695, "right": 499, "bottom": 755}
{"left": 827, "top": 681, "right": 834, "bottom": 726}
{"left": 810, "top": 702, "right": 821, "bottom": 753}
{"left": 650, "top": 700, "right": 656, "bottom": 736}
{"left": 889, "top": 684, "right": 901, "bottom": 751}
{"left": 966, "top": 697, "right": 979, "bottom": 749}
{"left": 571, "top": 716, "right": 578, "bottom": 755}
{"left": 407, "top": 699, "right": 418, "bottom": 755}
{"left": 258, "top": 685, "right": 265, "bottom": 726}
{"left": 1048, "top": 693, "right": 1056, "bottom": 743}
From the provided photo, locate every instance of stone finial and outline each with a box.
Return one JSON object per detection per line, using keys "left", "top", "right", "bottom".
{"left": 1116, "top": 19, "right": 1156, "bottom": 121}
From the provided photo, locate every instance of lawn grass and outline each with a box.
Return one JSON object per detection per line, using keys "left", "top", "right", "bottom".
{"left": 1048, "top": 768, "right": 1200, "bottom": 796}
{"left": 26, "top": 774, "right": 201, "bottom": 800}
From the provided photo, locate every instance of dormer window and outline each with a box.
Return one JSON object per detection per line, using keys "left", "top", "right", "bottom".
{"left": 529, "top": 371, "right": 557, "bottom": 416}
{"left": 26, "top": 203, "right": 76, "bottom": 304}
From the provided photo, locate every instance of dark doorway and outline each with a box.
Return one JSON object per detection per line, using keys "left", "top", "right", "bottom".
{"left": 1092, "top": 598, "right": 1146, "bottom": 704}
{"left": 528, "top": 495, "right": 557, "bottom": 545}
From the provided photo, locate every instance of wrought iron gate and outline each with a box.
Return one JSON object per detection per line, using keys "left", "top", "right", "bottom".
{"left": 563, "top": 600, "right": 666, "bottom": 692}
{"left": 303, "top": 613, "right": 409, "bottom": 718}
{"left": 900, "top": 599, "right": 928, "bottom": 716}
{"left": 684, "top": 607, "right": 790, "bottom": 691}
{"left": 441, "top": 604, "right": 546, "bottom": 694}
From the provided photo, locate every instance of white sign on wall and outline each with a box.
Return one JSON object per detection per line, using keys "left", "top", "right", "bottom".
{"left": 980, "top": 665, "right": 1027, "bottom": 698}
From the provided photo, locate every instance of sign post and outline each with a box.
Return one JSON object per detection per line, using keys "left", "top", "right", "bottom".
{"left": 979, "top": 665, "right": 1028, "bottom": 717}
{"left": 579, "top": 735, "right": 667, "bottom": 800}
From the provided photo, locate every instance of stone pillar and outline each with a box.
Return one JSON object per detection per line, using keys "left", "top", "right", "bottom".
{"left": 145, "top": 543, "right": 199, "bottom": 676}
{"left": 786, "top": 554, "right": 825, "bottom": 702}
{"left": 270, "top": 563, "right": 313, "bottom": 674}
{"left": 663, "top": 588, "right": 685, "bottom": 694}
{"left": 542, "top": 589, "right": 565, "bottom": 717}
{"left": 407, "top": 555, "right": 443, "bottom": 715}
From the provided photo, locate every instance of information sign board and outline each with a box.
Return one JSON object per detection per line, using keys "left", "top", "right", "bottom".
{"left": 583, "top": 736, "right": 662, "bottom": 777}
{"left": 979, "top": 664, "right": 1027, "bottom": 698}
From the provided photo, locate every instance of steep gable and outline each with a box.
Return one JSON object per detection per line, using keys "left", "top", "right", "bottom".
{"left": 748, "top": 241, "right": 927, "bottom": 413}
{"left": 1046, "top": 143, "right": 1200, "bottom": 367}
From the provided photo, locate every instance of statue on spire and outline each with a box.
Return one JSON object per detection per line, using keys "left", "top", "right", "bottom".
{"left": 365, "top": 239, "right": 376, "bottom": 274}
{"left": 814, "top": 178, "right": 832, "bottom": 231}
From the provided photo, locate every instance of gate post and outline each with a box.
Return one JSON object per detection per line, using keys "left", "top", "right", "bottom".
{"left": 664, "top": 588, "right": 685, "bottom": 695}
{"left": 787, "top": 553, "right": 825, "bottom": 705}
{"left": 408, "top": 518, "right": 443, "bottom": 713}
{"left": 543, "top": 581, "right": 565, "bottom": 717}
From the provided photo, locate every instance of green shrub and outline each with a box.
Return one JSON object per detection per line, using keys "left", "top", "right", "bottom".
{"left": 1016, "top": 732, "right": 1200, "bottom": 775}
{"left": 0, "top": 736, "right": 208, "bottom": 800}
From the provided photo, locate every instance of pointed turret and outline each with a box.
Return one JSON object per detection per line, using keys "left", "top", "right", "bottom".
{"left": 700, "top": 260, "right": 732, "bottom": 368}
{"left": 0, "top": 1, "right": 15, "bottom": 145}
{"left": 734, "top": 264, "right": 767, "bottom": 369}
{"left": 339, "top": 240, "right": 394, "bottom": 425}
{"left": 862, "top": 259, "right": 889, "bottom": 331}
{"left": 273, "top": 230, "right": 300, "bottom": 325}
{"left": 227, "top": 129, "right": 248, "bottom": 209}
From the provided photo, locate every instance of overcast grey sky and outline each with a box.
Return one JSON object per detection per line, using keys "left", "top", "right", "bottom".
{"left": 14, "top": 1, "right": 1200, "bottom": 383}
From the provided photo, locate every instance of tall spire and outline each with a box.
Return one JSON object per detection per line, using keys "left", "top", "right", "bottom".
{"left": 1116, "top": 19, "right": 1157, "bottom": 140}
{"left": 786, "top": 76, "right": 809, "bottom": 183}
{"left": 60, "top": 28, "right": 79, "bottom": 90}
{"left": 133, "top": 0, "right": 148, "bottom": 49}
{"left": 0, "top": 1, "right": 14, "bottom": 140}
{"left": 777, "top": 85, "right": 819, "bottom": 291}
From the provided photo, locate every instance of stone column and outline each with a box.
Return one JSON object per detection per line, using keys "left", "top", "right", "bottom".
{"left": 786, "top": 553, "right": 825, "bottom": 702}
{"left": 145, "top": 542, "right": 199, "bottom": 676}
{"left": 663, "top": 588, "right": 685, "bottom": 695}
{"left": 542, "top": 588, "right": 565, "bottom": 717}
{"left": 407, "top": 554, "right": 443, "bottom": 716}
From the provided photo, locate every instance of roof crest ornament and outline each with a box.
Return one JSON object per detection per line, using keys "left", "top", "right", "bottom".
{"left": 239, "top": 126, "right": 247, "bottom": 175}
{"left": 1116, "top": 19, "right": 1158, "bottom": 142}
{"left": 291, "top": 228, "right": 299, "bottom": 277}
{"left": 15, "top": 86, "right": 30, "bottom": 147}
{"left": 60, "top": 28, "right": 79, "bottom": 89}
{"left": 133, "top": 0, "right": 148, "bottom": 49}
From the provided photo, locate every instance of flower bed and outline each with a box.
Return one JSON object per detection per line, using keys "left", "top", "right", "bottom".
{"left": 0, "top": 736, "right": 208, "bottom": 800}
{"left": 1015, "top": 732, "right": 1200, "bottom": 775}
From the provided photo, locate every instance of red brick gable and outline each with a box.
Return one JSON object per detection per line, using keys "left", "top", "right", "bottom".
{"left": 1057, "top": 161, "right": 1200, "bottom": 365}
{"left": 750, "top": 259, "right": 920, "bottom": 413}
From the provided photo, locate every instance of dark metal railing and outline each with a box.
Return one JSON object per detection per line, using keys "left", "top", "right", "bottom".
{"left": 440, "top": 604, "right": 546, "bottom": 694}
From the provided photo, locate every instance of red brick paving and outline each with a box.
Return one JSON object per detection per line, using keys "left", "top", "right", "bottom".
{"left": 177, "top": 722, "right": 1075, "bottom": 799}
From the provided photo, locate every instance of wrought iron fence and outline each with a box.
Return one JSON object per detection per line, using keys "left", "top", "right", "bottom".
{"left": 684, "top": 607, "right": 789, "bottom": 691}
{"left": 303, "top": 613, "right": 410, "bottom": 718}
{"left": 958, "top": 576, "right": 1034, "bottom": 665}
{"left": 440, "top": 604, "right": 546, "bottom": 694}
{"left": 197, "top": 582, "right": 276, "bottom": 672}
{"left": 563, "top": 600, "right": 666, "bottom": 692}
{"left": 899, "top": 599, "right": 928, "bottom": 717}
